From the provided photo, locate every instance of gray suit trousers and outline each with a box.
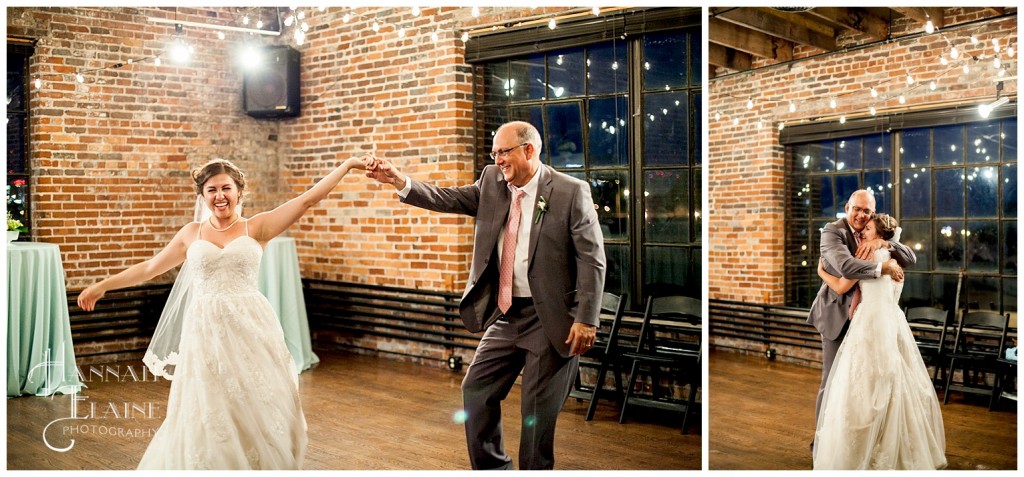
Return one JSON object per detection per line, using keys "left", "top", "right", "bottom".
{"left": 462, "top": 299, "right": 578, "bottom": 470}
{"left": 815, "top": 319, "right": 850, "bottom": 425}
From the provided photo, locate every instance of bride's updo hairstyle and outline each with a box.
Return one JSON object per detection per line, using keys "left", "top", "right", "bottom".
{"left": 871, "top": 213, "right": 898, "bottom": 240}
{"left": 192, "top": 158, "right": 247, "bottom": 197}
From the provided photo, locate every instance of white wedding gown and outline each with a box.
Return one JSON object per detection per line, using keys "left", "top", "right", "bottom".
{"left": 138, "top": 233, "right": 307, "bottom": 469}
{"left": 813, "top": 249, "right": 946, "bottom": 470}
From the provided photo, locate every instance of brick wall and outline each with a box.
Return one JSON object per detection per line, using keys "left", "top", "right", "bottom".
{"left": 6, "top": 6, "right": 558, "bottom": 362}
{"left": 708, "top": 9, "right": 1017, "bottom": 307}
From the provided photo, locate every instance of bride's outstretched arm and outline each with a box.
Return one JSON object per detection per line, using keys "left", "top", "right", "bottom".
{"left": 77, "top": 223, "right": 194, "bottom": 311}
{"left": 818, "top": 259, "right": 858, "bottom": 294}
{"left": 248, "top": 155, "right": 372, "bottom": 241}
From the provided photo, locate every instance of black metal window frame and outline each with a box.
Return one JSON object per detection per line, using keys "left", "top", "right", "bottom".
{"left": 783, "top": 107, "right": 1017, "bottom": 314}
{"left": 7, "top": 39, "right": 34, "bottom": 239}
{"left": 468, "top": 8, "right": 701, "bottom": 310}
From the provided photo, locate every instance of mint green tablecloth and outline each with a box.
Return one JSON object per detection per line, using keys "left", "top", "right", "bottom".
{"left": 7, "top": 242, "right": 83, "bottom": 397}
{"left": 258, "top": 236, "right": 319, "bottom": 373}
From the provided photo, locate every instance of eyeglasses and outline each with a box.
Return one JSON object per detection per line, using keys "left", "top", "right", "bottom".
{"left": 489, "top": 143, "right": 528, "bottom": 161}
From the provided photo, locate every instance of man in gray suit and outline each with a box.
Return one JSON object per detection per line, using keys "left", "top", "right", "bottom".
{"left": 365, "top": 121, "right": 606, "bottom": 469}
{"left": 807, "top": 189, "right": 915, "bottom": 434}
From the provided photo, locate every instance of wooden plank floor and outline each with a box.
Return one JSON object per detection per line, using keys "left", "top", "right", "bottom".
{"left": 7, "top": 349, "right": 700, "bottom": 470}
{"left": 708, "top": 349, "right": 1018, "bottom": 470}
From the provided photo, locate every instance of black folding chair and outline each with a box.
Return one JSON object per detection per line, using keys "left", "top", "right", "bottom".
{"left": 619, "top": 295, "right": 702, "bottom": 434}
{"left": 990, "top": 321, "right": 1017, "bottom": 411}
{"left": 942, "top": 310, "right": 1009, "bottom": 405}
{"left": 569, "top": 292, "right": 627, "bottom": 407}
{"left": 904, "top": 306, "right": 953, "bottom": 389}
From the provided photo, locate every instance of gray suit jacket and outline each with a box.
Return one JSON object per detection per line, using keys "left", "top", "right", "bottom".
{"left": 402, "top": 164, "right": 606, "bottom": 357}
{"left": 807, "top": 218, "right": 916, "bottom": 341}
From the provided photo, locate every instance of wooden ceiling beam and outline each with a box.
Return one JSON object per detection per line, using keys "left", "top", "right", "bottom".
{"left": 708, "top": 42, "right": 752, "bottom": 72}
{"left": 804, "top": 7, "right": 890, "bottom": 41}
{"left": 717, "top": 7, "right": 837, "bottom": 52}
{"left": 892, "top": 7, "right": 945, "bottom": 30}
{"left": 709, "top": 17, "right": 793, "bottom": 61}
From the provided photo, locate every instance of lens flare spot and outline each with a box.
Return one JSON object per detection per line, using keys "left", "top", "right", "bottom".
{"left": 452, "top": 409, "right": 467, "bottom": 424}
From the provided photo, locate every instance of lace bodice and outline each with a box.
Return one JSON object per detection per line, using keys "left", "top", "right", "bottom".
{"left": 188, "top": 236, "right": 263, "bottom": 297}
{"left": 858, "top": 248, "right": 901, "bottom": 308}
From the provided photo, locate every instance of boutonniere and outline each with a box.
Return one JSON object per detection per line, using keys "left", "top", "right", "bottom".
{"left": 534, "top": 195, "right": 548, "bottom": 224}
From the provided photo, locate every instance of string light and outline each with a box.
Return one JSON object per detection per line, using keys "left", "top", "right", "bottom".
{"left": 593, "top": 7, "right": 601, "bottom": 16}
{"left": 412, "top": 7, "right": 421, "bottom": 17}
{"left": 746, "top": 98, "right": 754, "bottom": 109}
{"left": 870, "top": 87, "right": 878, "bottom": 98}
{"left": 471, "top": 6, "right": 480, "bottom": 17}
{"left": 925, "top": 20, "right": 935, "bottom": 34}
{"left": 789, "top": 101, "right": 796, "bottom": 113}
{"left": 929, "top": 80, "right": 937, "bottom": 91}
{"left": 898, "top": 94, "right": 906, "bottom": 104}
{"left": 548, "top": 17, "right": 557, "bottom": 29}
{"left": 870, "top": 106, "right": 877, "bottom": 116}
{"left": 829, "top": 97, "right": 837, "bottom": 109}
{"left": 461, "top": 31, "right": 469, "bottom": 42}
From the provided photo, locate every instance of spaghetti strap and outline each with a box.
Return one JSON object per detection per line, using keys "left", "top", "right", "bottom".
{"left": 196, "top": 220, "right": 203, "bottom": 241}
{"left": 244, "top": 218, "right": 249, "bottom": 237}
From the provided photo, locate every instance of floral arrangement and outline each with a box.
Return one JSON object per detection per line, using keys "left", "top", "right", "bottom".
{"left": 7, "top": 212, "right": 25, "bottom": 232}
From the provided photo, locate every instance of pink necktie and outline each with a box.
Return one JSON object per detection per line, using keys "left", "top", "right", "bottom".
{"left": 850, "top": 231, "right": 862, "bottom": 319}
{"left": 498, "top": 188, "right": 526, "bottom": 314}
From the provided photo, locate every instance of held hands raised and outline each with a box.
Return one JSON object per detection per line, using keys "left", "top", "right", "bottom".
{"left": 363, "top": 155, "right": 407, "bottom": 190}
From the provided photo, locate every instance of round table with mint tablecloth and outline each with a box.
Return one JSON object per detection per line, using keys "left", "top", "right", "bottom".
{"left": 258, "top": 236, "right": 319, "bottom": 373}
{"left": 7, "top": 242, "right": 83, "bottom": 397}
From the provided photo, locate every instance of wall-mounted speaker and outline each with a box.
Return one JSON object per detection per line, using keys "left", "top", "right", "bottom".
{"left": 243, "top": 45, "right": 300, "bottom": 119}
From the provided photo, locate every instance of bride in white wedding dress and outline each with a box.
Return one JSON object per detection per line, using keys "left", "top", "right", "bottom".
{"left": 812, "top": 214, "right": 946, "bottom": 470}
{"left": 78, "top": 156, "right": 370, "bottom": 469}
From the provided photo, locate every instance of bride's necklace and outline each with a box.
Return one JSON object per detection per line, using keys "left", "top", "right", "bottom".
{"left": 208, "top": 215, "right": 241, "bottom": 232}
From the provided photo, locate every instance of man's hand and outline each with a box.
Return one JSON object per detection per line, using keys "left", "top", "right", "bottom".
{"left": 881, "top": 258, "right": 904, "bottom": 282}
{"left": 365, "top": 156, "right": 407, "bottom": 190}
{"left": 565, "top": 322, "right": 597, "bottom": 356}
{"left": 855, "top": 238, "right": 887, "bottom": 260}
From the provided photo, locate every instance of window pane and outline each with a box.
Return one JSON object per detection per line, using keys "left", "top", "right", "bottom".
{"left": 645, "top": 246, "right": 688, "bottom": 291}
{"left": 547, "top": 48, "right": 585, "bottom": 99}
{"left": 643, "top": 91, "right": 687, "bottom": 166}
{"left": 935, "top": 221, "right": 964, "bottom": 270}
{"left": 642, "top": 30, "right": 685, "bottom": 91}
{"left": 813, "top": 140, "right": 836, "bottom": 172}
{"left": 816, "top": 175, "right": 835, "bottom": 219}
{"left": 1002, "top": 277, "right": 1017, "bottom": 314}
{"left": 935, "top": 169, "right": 964, "bottom": 217}
{"left": 931, "top": 274, "right": 962, "bottom": 312}
{"left": 7, "top": 114, "right": 26, "bottom": 173}
{"left": 1003, "top": 163, "right": 1017, "bottom": 218}
{"left": 835, "top": 174, "right": 859, "bottom": 214}
{"left": 1004, "top": 221, "right": 1017, "bottom": 274}
{"left": 1002, "top": 117, "right": 1017, "bottom": 162}
{"left": 901, "top": 220, "right": 931, "bottom": 270}
{"left": 901, "top": 168, "right": 930, "bottom": 218}
{"left": 966, "top": 166, "right": 998, "bottom": 218}
{"left": 508, "top": 54, "right": 545, "bottom": 102}
{"left": 693, "top": 168, "right": 702, "bottom": 242}
{"left": 645, "top": 169, "right": 688, "bottom": 243}
{"left": 966, "top": 276, "right": 1000, "bottom": 312}
{"left": 689, "top": 30, "right": 701, "bottom": 85}
{"left": 966, "top": 121, "right": 998, "bottom": 164}
{"left": 604, "top": 244, "right": 631, "bottom": 298}
{"left": 586, "top": 42, "right": 627, "bottom": 95}
{"left": 481, "top": 61, "right": 510, "bottom": 104}
{"left": 545, "top": 103, "right": 584, "bottom": 169}
{"left": 933, "top": 124, "right": 964, "bottom": 165}
{"left": 6, "top": 61, "right": 25, "bottom": 110}
{"left": 901, "top": 273, "right": 931, "bottom": 308}
{"left": 864, "top": 133, "right": 890, "bottom": 169}
{"left": 836, "top": 138, "right": 862, "bottom": 170}
{"left": 694, "top": 93, "right": 702, "bottom": 165}
{"left": 587, "top": 96, "right": 629, "bottom": 167}
{"left": 591, "top": 169, "right": 629, "bottom": 240}
{"left": 901, "top": 127, "right": 930, "bottom": 167}
{"left": 864, "top": 171, "right": 891, "bottom": 214}
{"left": 6, "top": 176, "right": 28, "bottom": 226}
{"left": 966, "top": 220, "right": 998, "bottom": 272}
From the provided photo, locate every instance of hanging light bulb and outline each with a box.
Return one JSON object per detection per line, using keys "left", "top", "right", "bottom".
{"left": 746, "top": 98, "right": 754, "bottom": 109}
{"left": 471, "top": 6, "right": 480, "bottom": 17}
{"left": 992, "top": 38, "right": 1000, "bottom": 53}
{"left": 733, "top": 118, "right": 739, "bottom": 126}
{"left": 870, "top": 105, "right": 877, "bottom": 116}
{"left": 217, "top": 31, "right": 225, "bottom": 40}
{"left": 318, "top": 6, "right": 326, "bottom": 12}
{"left": 898, "top": 94, "right": 906, "bottom": 104}
{"left": 372, "top": 20, "right": 380, "bottom": 33}
{"left": 34, "top": 78, "right": 41, "bottom": 89}
{"left": 963, "top": 63, "right": 970, "bottom": 74}
{"left": 76, "top": 73, "right": 84, "bottom": 83}
{"left": 430, "top": 29, "right": 439, "bottom": 43}
{"left": 298, "top": 11, "right": 305, "bottom": 20}
{"left": 940, "top": 56, "right": 948, "bottom": 65}
{"left": 906, "top": 74, "right": 914, "bottom": 85}
{"left": 839, "top": 115, "right": 846, "bottom": 124}
{"left": 757, "top": 120, "right": 763, "bottom": 129}
{"left": 548, "top": 18, "right": 557, "bottom": 29}
{"left": 593, "top": 6, "right": 601, "bottom": 16}
{"left": 870, "top": 87, "right": 878, "bottom": 98}
{"left": 1008, "top": 46, "right": 1015, "bottom": 57}
{"left": 930, "top": 80, "right": 936, "bottom": 91}
{"left": 412, "top": 7, "right": 421, "bottom": 16}
{"left": 971, "top": 35, "right": 979, "bottom": 45}
{"left": 714, "top": 111, "right": 721, "bottom": 121}
{"left": 994, "top": 57, "right": 1001, "bottom": 68}
{"left": 950, "top": 46, "right": 960, "bottom": 59}
{"left": 242, "top": 15, "right": 250, "bottom": 25}
{"left": 284, "top": 15, "right": 294, "bottom": 27}
{"left": 343, "top": 13, "right": 351, "bottom": 23}
{"left": 256, "top": 19, "right": 264, "bottom": 29}
{"left": 789, "top": 101, "right": 796, "bottom": 113}
{"left": 461, "top": 31, "right": 469, "bottom": 42}
{"left": 300, "top": 22, "right": 309, "bottom": 32}
{"left": 925, "top": 20, "right": 934, "bottom": 34}
{"left": 398, "top": 27, "right": 406, "bottom": 39}
{"left": 155, "top": 56, "right": 162, "bottom": 66}
{"left": 778, "top": 122, "right": 785, "bottom": 131}
{"left": 829, "top": 97, "right": 837, "bottom": 109}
